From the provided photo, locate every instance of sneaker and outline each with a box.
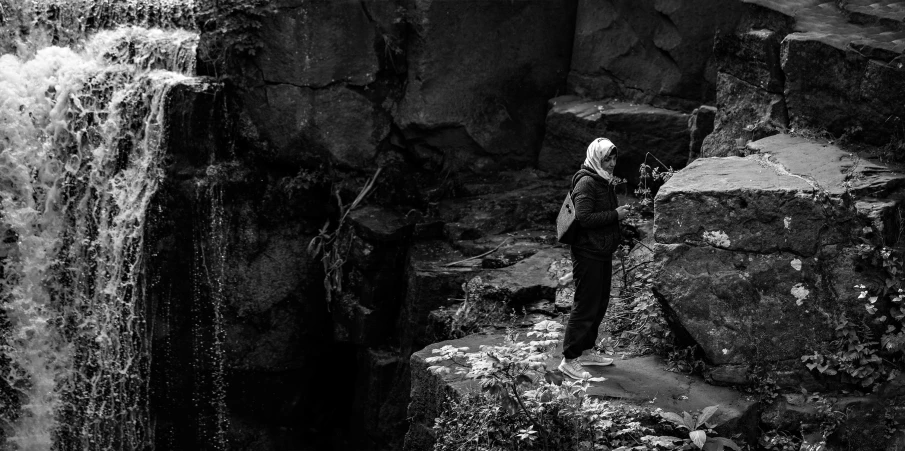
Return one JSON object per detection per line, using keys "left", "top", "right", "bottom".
{"left": 578, "top": 354, "right": 614, "bottom": 367}
{"left": 558, "top": 358, "right": 591, "bottom": 380}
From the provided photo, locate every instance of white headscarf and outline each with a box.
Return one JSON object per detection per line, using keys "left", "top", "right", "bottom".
{"left": 583, "top": 137, "right": 616, "bottom": 181}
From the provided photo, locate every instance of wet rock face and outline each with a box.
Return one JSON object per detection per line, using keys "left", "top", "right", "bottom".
{"left": 568, "top": 0, "right": 745, "bottom": 111}
{"left": 653, "top": 133, "right": 905, "bottom": 386}
{"left": 396, "top": 0, "right": 578, "bottom": 169}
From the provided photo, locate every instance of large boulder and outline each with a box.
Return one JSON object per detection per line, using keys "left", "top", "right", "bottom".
{"left": 395, "top": 0, "right": 578, "bottom": 168}
{"left": 653, "top": 133, "right": 905, "bottom": 385}
{"left": 538, "top": 97, "right": 691, "bottom": 184}
{"left": 659, "top": 135, "right": 905, "bottom": 256}
{"left": 653, "top": 155, "right": 850, "bottom": 256}
{"left": 654, "top": 243, "right": 866, "bottom": 368}
{"left": 567, "top": 0, "right": 745, "bottom": 111}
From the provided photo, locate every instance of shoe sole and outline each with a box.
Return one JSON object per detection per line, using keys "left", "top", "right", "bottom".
{"left": 558, "top": 362, "right": 591, "bottom": 380}
{"left": 579, "top": 360, "right": 614, "bottom": 367}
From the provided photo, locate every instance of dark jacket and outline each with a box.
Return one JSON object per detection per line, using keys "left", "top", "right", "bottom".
{"left": 570, "top": 166, "right": 621, "bottom": 258}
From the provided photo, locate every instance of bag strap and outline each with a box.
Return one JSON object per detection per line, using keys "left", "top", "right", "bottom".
{"left": 569, "top": 172, "right": 588, "bottom": 195}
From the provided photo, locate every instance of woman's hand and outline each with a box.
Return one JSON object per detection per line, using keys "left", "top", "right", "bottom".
{"left": 616, "top": 205, "right": 631, "bottom": 220}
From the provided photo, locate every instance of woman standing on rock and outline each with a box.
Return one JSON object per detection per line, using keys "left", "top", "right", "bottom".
{"left": 559, "top": 137, "right": 629, "bottom": 380}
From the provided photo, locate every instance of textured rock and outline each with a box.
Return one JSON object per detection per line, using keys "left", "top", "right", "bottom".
{"left": 396, "top": 0, "right": 578, "bottom": 167}
{"left": 782, "top": 32, "right": 905, "bottom": 144}
{"left": 538, "top": 97, "right": 691, "bottom": 184}
{"left": 701, "top": 72, "right": 787, "bottom": 158}
{"left": 468, "top": 248, "right": 571, "bottom": 306}
{"left": 404, "top": 333, "right": 761, "bottom": 451}
{"left": 843, "top": 1, "right": 905, "bottom": 30}
{"left": 396, "top": 241, "right": 482, "bottom": 353}
{"left": 653, "top": 132, "right": 904, "bottom": 385}
{"left": 713, "top": 28, "right": 785, "bottom": 93}
{"left": 253, "top": 0, "right": 379, "bottom": 87}
{"left": 568, "top": 0, "right": 745, "bottom": 109}
{"left": 707, "top": 1, "right": 905, "bottom": 154}
{"left": 654, "top": 156, "right": 850, "bottom": 256}
{"left": 745, "top": 134, "right": 905, "bottom": 197}
{"left": 856, "top": 199, "right": 905, "bottom": 247}
{"left": 242, "top": 84, "right": 391, "bottom": 168}
{"left": 688, "top": 105, "right": 716, "bottom": 163}
{"left": 653, "top": 243, "right": 867, "bottom": 366}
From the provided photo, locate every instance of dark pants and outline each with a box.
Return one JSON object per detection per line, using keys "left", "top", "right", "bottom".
{"left": 562, "top": 250, "right": 613, "bottom": 359}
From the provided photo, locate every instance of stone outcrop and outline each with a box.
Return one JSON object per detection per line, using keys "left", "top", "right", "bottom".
{"left": 704, "top": 0, "right": 905, "bottom": 157}
{"left": 567, "top": 0, "right": 746, "bottom": 111}
{"left": 653, "top": 133, "right": 905, "bottom": 386}
{"left": 405, "top": 334, "right": 761, "bottom": 451}
{"left": 538, "top": 96, "right": 691, "bottom": 184}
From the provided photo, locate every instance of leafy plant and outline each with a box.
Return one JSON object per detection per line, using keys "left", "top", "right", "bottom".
{"left": 658, "top": 406, "right": 741, "bottom": 451}
{"left": 195, "top": 0, "right": 273, "bottom": 74}
{"left": 801, "top": 314, "right": 891, "bottom": 388}
{"left": 606, "top": 243, "right": 673, "bottom": 356}
{"left": 307, "top": 169, "right": 381, "bottom": 310}
{"left": 800, "top": 242, "right": 904, "bottom": 391}
{"left": 427, "top": 320, "right": 589, "bottom": 449}
{"left": 635, "top": 152, "right": 677, "bottom": 210}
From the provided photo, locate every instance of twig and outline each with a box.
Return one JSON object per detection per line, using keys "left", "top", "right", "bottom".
{"left": 509, "top": 384, "right": 550, "bottom": 451}
{"left": 631, "top": 238, "right": 654, "bottom": 253}
{"left": 443, "top": 238, "right": 512, "bottom": 267}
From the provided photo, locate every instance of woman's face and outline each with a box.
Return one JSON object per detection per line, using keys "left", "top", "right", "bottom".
{"left": 600, "top": 149, "right": 617, "bottom": 172}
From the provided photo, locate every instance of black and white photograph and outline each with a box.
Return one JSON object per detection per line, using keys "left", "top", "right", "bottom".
{"left": 0, "top": 0, "right": 904, "bottom": 449}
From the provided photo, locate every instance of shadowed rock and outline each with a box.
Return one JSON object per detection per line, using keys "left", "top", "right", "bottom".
{"left": 653, "top": 243, "right": 867, "bottom": 368}
{"left": 567, "top": 0, "right": 745, "bottom": 110}
{"left": 539, "top": 97, "right": 690, "bottom": 184}
{"left": 396, "top": 0, "right": 578, "bottom": 168}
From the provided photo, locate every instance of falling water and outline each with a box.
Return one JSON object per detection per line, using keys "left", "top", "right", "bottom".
{"left": 190, "top": 175, "right": 228, "bottom": 450}
{"left": 0, "top": 24, "right": 199, "bottom": 450}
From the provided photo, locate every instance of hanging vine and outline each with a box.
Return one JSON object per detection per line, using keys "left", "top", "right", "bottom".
{"left": 307, "top": 169, "right": 382, "bottom": 310}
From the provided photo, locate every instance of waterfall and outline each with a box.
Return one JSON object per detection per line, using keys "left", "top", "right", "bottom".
{"left": 0, "top": 23, "right": 199, "bottom": 450}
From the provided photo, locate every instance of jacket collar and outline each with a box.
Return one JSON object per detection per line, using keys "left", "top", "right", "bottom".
{"left": 573, "top": 165, "right": 611, "bottom": 187}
